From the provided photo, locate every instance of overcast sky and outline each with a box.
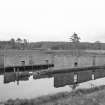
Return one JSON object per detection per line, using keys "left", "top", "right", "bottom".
{"left": 0, "top": 0, "right": 105, "bottom": 42}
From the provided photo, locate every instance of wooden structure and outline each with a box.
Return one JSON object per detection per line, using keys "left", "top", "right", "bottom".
{"left": 1, "top": 50, "right": 105, "bottom": 87}
{"left": 53, "top": 66, "right": 105, "bottom": 88}
{"left": 0, "top": 50, "right": 54, "bottom": 74}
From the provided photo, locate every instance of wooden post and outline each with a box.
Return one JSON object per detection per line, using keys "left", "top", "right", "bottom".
{"left": 72, "top": 59, "right": 78, "bottom": 89}
{"left": 92, "top": 55, "right": 96, "bottom": 82}
{"left": 13, "top": 67, "right": 16, "bottom": 72}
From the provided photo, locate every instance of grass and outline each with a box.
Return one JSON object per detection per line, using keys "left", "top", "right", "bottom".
{"left": 3, "top": 85, "right": 105, "bottom": 105}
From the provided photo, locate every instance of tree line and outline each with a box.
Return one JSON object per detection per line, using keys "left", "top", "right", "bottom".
{"left": 0, "top": 34, "right": 104, "bottom": 50}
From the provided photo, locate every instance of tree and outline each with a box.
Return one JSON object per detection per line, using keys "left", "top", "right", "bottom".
{"left": 10, "top": 38, "right": 15, "bottom": 44}
{"left": 16, "top": 38, "right": 22, "bottom": 49}
{"left": 70, "top": 32, "right": 81, "bottom": 57}
{"left": 23, "top": 39, "right": 28, "bottom": 44}
{"left": 16, "top": 38, "right": 22, "bottom": 43}
{"left": 94, "top": 41, "right": 101, "bottom": 50}
{"left": 10, "top": 38, "right": 16, "bottom": 49}
{"left": 70, "top": 32, "right": 80, "bottom": 43}
{"left": 23, "top": 39, "right": 28, "bottom": 49}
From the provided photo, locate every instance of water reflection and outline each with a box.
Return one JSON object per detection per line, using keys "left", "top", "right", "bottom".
{"left": 4, "top": 72, "right": 30, "bottom": 84}
{"left": 1, "top": 71, "right": 105, "bottom": 102}
{"left": 4, "top": 72, "right": 16, "bottom": 84}
{"left": 0, "top": 72, "right": 71, "bottom": 102}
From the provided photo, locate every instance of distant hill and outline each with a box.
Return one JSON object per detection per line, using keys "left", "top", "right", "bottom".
{"left": 0, "top": 40, "right": 105, "bottom": 50}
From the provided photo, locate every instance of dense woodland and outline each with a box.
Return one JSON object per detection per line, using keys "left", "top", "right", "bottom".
{"left": 0, "top": 38, "right": 104, "bottom": 50}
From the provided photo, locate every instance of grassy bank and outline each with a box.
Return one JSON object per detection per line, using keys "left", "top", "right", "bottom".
{"left": 3, "top": 85, "right": 105, "bottom": 105}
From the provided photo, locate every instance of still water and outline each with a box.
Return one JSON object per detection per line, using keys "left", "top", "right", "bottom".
{"left": 0, "top": 73, "right": 105, "bottom": 102}
{"left": 0, "top": 74, "right": 71, "bottom": 102}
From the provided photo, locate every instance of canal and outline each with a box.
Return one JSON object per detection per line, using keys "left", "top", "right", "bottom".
{"left": 0, "top": 74, "right": 71, "bottom": 102}
{"left": 0, "top": 72, "right": 105, "bottom": 102}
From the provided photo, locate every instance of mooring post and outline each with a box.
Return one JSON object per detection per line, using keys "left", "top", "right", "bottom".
{"left": 72, "top": 61, "right": 78, "bottom": 90}
{"left": 13, "top": 67, "right": 16, "bottom": 72}
{"left": 72, "top": 73, "right": 78, "bottom": 90}
{"left": 91, "top": 55, "right": 96, "bottom": 88}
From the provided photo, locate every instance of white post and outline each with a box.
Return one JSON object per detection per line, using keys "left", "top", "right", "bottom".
{"left": 13, "top": 67, "right": 16, "bottom": 72}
